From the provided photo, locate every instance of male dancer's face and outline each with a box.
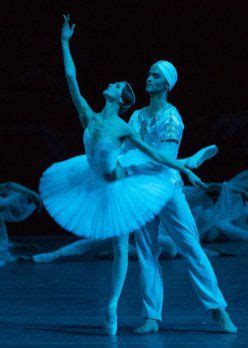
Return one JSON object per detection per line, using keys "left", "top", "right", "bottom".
{"left": 146, "top": 66, "right": 169, "bottom": 95}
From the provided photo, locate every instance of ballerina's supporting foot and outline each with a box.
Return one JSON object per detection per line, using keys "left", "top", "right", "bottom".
{"left": 105, "top": 304, "right": 118, "bottom": 336}
{"left": 133, "top": 318, "right": 159, "bottom": 334}
{"left": 105, "top": 235, "right": 129, "bottom": 336}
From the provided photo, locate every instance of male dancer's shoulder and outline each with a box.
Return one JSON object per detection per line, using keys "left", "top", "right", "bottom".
{"left": 158, "top": 103, "right": 184, "bottom": 144}
{"left": 164, "top": 103, "right": 184, "bottom": 127}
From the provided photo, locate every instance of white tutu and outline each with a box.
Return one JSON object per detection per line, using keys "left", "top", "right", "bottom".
{"left": 0, "top": 191, "right": 36, "bottom": 223}
{"left": 40, "top": 154, "right": 175, "bottom": 239}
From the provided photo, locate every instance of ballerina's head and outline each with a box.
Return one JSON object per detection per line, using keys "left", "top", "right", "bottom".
{"left": 103, "top": 81, "right": 135, "bottom": 115}
{"left": 146, "top": 60, "right": 178, "bottom": 95}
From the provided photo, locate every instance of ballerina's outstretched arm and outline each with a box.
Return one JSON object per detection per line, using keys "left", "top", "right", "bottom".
{"left": 61, "top": 14, "right": 94, "bottom": 128}
{"left": 124, "top": 130, "right": 208, "bottom": 190}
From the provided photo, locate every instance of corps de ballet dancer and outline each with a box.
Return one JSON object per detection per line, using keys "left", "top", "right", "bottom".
{"left": 0, "top": 181, "right": 42, "bottom": 264}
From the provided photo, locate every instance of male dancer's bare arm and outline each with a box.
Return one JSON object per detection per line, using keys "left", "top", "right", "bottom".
{"left": 127, "top": 111, "right": 217, "bottom": 170}
{"left": 125, "top": 131, "right": 208, "bottom": 189}
{"left": 61, "top": 15, "right": 93, "bottom": 128}
{"left": 157, "top": 140, "right": 189, "bottom": 166}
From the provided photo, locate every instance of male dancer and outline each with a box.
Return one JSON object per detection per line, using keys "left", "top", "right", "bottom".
{"left": 119, "top": 60, "right": 237, "bottom": 334}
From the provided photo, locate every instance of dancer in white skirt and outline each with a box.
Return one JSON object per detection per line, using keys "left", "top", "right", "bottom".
{"left": 182, "top": 171, "right": 248, "bottom": 242}
{"left": 39, "top": 15, "right": 207, "bottom": 335}
{"left": 0, "top": 181, "right": 42, "bottom": 264}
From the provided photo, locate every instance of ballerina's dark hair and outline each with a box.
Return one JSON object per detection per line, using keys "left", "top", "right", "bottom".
{"left": 119, "top": 82, "right": 136, "bottom": 115}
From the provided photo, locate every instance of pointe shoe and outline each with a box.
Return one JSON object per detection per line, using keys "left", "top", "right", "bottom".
{"left": 212, "top": 309, "right": 238, "bottom": 334}
{"left": 105, "top": 319, "right": 117, "bottom": 336}
{"left": 186, "top": 145, "right": 218, "bottom": 169}
{"left": 105, "top": 305, "right": 118, "bottom": 336}
{"left": 133, "top": 319, "right": 159, "bottom": 334}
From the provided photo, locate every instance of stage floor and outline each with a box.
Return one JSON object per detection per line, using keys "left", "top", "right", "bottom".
{"left": 0, "top": 240, "right": 247, "bottom": 347}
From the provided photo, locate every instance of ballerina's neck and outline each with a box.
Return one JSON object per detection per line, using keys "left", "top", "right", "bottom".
{"left": 102, "top": 100, "right": 120, "bottom": 119}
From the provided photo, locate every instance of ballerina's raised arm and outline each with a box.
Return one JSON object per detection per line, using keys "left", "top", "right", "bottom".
{"left": 61, "top": 15, "right": 94, "bottom": 128}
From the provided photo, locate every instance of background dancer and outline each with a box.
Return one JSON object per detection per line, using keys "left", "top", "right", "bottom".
{"left": 0, "top": 181, "right": 42, "bottom": 264}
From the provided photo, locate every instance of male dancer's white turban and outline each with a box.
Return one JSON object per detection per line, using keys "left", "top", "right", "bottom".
{"left": 151, "top": 60, "right": 178, "bottom": 90}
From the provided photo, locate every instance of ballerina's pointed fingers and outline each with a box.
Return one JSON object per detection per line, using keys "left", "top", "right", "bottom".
{"left": 62, "top": 15, "right": 68, "bottom": 24}
{"left": 71, "top": 24, "right": 76, "bottom": 33}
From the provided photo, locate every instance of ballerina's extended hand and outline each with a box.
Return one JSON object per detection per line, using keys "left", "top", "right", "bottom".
{"left": 61, "top": 14, "right": 75, "bottom": 43}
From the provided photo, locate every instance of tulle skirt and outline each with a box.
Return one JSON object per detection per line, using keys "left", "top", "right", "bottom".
{"left": 196, "top": 183, "right": 246, "bottom": 234}
{"left": 178, "top": 183, "right": 245, "bottom": 237}
{"left": 39, "top": 155, "right": 175, "bottom": 239}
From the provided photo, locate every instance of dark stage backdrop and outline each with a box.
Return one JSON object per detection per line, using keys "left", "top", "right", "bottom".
{"left": 0, "top": 0, "right": 247, "bottom": 235}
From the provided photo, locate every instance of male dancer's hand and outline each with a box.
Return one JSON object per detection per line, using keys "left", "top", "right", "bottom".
{"left": 61, "top": 14, "right": 75, "bottom": 43}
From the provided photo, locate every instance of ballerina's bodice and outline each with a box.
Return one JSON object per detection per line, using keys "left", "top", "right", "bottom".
{"left": 83, "top": 128, "right": 120, "bottom": 176}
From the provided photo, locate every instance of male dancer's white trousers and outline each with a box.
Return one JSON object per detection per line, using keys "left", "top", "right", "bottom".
{"left": 134, "top": 186, "right": 227, "bottom": 321}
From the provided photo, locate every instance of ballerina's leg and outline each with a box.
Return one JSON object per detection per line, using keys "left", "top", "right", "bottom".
{"left": 108, "top": 235, "right": 129, "bottom": 306}
{"left": 105, "top": 234, "right": 129, "bottom": 331}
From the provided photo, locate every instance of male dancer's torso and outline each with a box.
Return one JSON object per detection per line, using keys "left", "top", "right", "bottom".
{"left": 120, "top": 102, "right": 184, "bottom": 187}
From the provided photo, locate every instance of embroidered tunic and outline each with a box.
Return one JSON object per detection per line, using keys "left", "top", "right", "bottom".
{"left": 121, "top": 103, "right": 184, "bottom": 186}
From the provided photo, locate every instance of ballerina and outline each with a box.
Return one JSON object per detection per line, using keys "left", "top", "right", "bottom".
{"left": 39, "top": 14, "right": 207, "bottom": 336}
{"left": 0, "top": 181, "right": 42, "bottom": 264}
